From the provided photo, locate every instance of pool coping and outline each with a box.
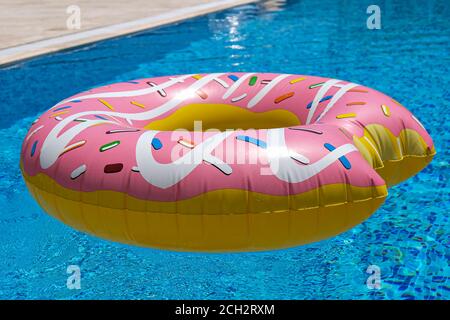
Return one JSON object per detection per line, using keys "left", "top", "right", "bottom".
{"left": 0, "top": 0, "right": 257, "bottom": 67}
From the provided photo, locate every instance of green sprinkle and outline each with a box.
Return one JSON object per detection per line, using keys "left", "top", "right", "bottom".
{"left": 309, "top": 82, "right": 325, "bottom": 89}
{"left": 99, "top": 140, "right": 120, "bottom": 152}
{"left": 249, "top": 76, "right": 258, "bottom": 86}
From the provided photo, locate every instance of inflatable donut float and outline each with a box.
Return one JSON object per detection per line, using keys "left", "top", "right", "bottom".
{"left": 20, "top": 73, "right": 435, "bottom": 252}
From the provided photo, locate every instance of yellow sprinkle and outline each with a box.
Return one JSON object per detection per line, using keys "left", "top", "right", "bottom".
{"left": 192, "top": 75, "right": 202, "bottom": 80}
{"left": 130, "top": 101, "right": 146, "bottom": 108}
{"left": 50, "top": 111, "right": 69, "bottom": 118}
{"left": 336, "top": 113, "right": 357, "bottom": 119}
{"left": 391, "top": 99, "right": 403, "bottom": 106}
{"left": 289, "top": 77, "right": 306, "bottom": 84}
{"left": 98, "top": 99, "right": 114, "bottom": 110}
{"left": 381, "top": 104, "right": 391, "bottom": 117}
{"left": 91, "top": 122, "right": 107, "bottom": 128}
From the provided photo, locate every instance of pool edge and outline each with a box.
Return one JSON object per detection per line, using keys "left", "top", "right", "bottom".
{"left": 0, "top": 0, "right": 257, "bottom": 67}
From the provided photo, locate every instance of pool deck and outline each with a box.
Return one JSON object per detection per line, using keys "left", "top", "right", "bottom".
{"left": 0, "top": 0, "right": 256, "bottom": 66}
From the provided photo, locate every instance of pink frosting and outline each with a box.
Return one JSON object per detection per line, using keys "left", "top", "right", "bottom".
{"left": 21, "top": 73, "right": 434, "bottom": 201}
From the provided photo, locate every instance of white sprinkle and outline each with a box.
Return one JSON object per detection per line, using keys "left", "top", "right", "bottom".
{"left": 289, "top": 151, "right": 310, "bottom": 164}
{"left": 148, "top": 82, "right": 167, "bottom": 97}
{"left": 25, "top": 125, "right": 44, "bottom": 142}
{"left": 32, "top": 118, "right": 39, "bottom": 125}
{"left": 55, "top": 116, "right": 63, "bottom": 121}
{"left": 203, "top": 155, "right": 232, "bottom": 175}
{"left": 214, "top": 77, "right": 229, "bottom": 88}
{"left": 178, "top": 139, "right": 195, "bottom": 149}
{"left": 106, "top": 129, "right": 140, "bottom": 134}
{"left": 131, "top": 166, "right": 140, "bottom": 172}
{"left": 288, "top": 127, "right": 323, "bottom": 135}
{"left": 231, "top": 93, "right": 248, "bottom": 102}
{"left": 70, "top": 164, "right": 87, "bottom": 180}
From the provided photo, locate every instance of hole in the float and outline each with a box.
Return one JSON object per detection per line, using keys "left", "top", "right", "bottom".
{"left": 144, "top": 103, "right": 301, "bottom": 131}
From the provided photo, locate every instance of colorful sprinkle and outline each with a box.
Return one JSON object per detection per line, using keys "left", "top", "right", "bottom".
{"left": 196, "top": 89, "right": 208, "bottom": 100}
{"left": 213, "top": 77, "right": 229, "bottom": 88}
{"left": 274, "top": 92, "right": 294, "bottom": 104}
{"left": 53, "top": 106, "right": 72, "bottom": 112}
{"left": 106, "top": 129, "right": 140, "bottom": 134}
{"left": 381, "top": 104, "right": 391, "bottom": 117}
{"left": 50, "top": 110, "right": 68, "bottom": 118}
{"left": 309, "top": 82, "right": 325, "bottom": 89}
{"left": 131, "top": 166, "right": 140, "bottom": 172}
{"left": 289, "top": 151, "right": 310, "bottom": 164}
{"left": 104, "top": 163, "right": 123, "bottom": 174}
{"left": 126, "top": 81, "right": 140, "bottom": 84}
{"left": 59, "top": 140, "right": 86, "bottom": 157}
{"left": 70, "top": 164, "right": 87, "bottom": 180}
{"left": 288, "top": 127, "right": 323, "bottom": 135}
{"left": 391, "top": 98, "right": 403, "bottom": 106}
{"left": 151, "top": 138, "right": 163, "bottom": 150}
{"left": 203, "top": 156, "right": 232, "bottom": 175}
{"left": 336, "top": 113, "right": 357, "bottom": 119}
{"left": 71, "top": 100, "right": 82, "bottom": 103}
{"left": 99, "top": 141, "right": 120, "bottom": 152}
{"left": 74, "top": 118, "right": 88, "bottom": 122}
{"left": 192, "top": 75, "right": 202, "bottom": 80}
{"left": 98, "top": 99, "right": 114, "bottom": 110}
{"left": 307, "top": 95, "right": 333, "bottom": 109}
{"left": 147, "top": 82, "right": 167, "bottom": 97}
{"left": 289, "top": 77, "right": 306, "bottom": 84}
{"left": 32, "top": 118, "right": 39, "bottom": 125}
{"left": 130, "top": 101, "right": 146, "bottom": 108}
{"left": 30, "top": 141, "right": 38, "bottom": 157}
{"left": 236, "top": 135, "right": 267, "bottom": 148}
{"left": 249, "top": 76, "right": 258, "bottom": 86}
{"left": 348, "top": 88, "right": 368, "bottom": 93}
{"left": 178, "top": 138, "right": 195, "bottom": 149}
{"left": 260, "top": 79, "right": 271, "bottom": 85}
{"left": 228, "top": 75, "right": 239, "bottom": 82}
{"left": 324, "top": 143, "right": 351, "bottom": 169}
{"left": 231, "top": 93, "right": 247, "bottom": 102}
{"left": 95, "top": 115, "right": 108, "bottom": 120}
{"left": 346, "top": 102, "right": 366, "bottom": 106}
{"left": 26, "top": 125, "right": 44, "bottom": 141}
{"left": 55, "top": 116, "right": 63, "bottom": 121}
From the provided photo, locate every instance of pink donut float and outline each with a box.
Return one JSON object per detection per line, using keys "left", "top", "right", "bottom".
{"left": 20, "top": 73, "right": 435, "bottom": 251}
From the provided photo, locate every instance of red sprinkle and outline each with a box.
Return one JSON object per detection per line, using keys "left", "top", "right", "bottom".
{"left": 104, "top": 163, "right": 123, "bottom": 173}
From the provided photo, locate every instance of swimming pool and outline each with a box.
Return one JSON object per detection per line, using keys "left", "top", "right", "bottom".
{"left": 1, "top": 0, "right": 449, "bottom": 299}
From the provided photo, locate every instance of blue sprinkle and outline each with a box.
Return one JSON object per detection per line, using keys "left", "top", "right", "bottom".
{"left": 324, "top": 143, "right": 351, "bottom": 169}
{"left": 71, "top": 100, "right": 82, "bottom": 103}
{"left": 31, "top": 141, "right": 38, "bottom": 157}
{"left": 228, "top": 75, "right": 239, "bottom": 81}
{"left": 127, "top": 81, "right": 140, "bottom": 84}
{"left": 236, "top": 135, "right": 267, "bottom": 148}
{"left": 306, "top": 95, "right": 333, "bottom": 109}
{"left": 95, "top": 115, "right": 108, "bottom": 120}
{"left": 53, "top": 106, "right": 72, "bottom": 112}
{"left": 151, "top": 138, "right": 163, "bottom": 150}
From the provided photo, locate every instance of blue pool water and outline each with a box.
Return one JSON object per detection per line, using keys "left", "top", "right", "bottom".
{"left": 0, "top": 0, "right": 449, "bottom": 299}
